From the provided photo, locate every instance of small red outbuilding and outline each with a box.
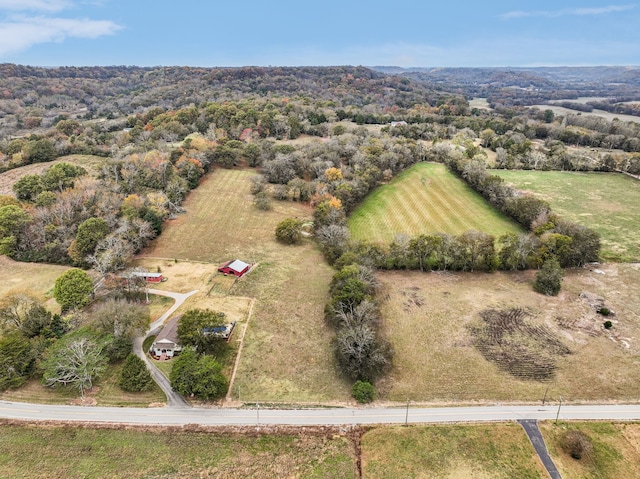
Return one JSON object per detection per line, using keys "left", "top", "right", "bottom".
{"left": 218, "top": 259, "right": 251, "bottom": 277}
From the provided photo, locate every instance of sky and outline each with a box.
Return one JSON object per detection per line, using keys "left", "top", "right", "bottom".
{"left": 0, "top": 1, "right": 639, "bottom": 67}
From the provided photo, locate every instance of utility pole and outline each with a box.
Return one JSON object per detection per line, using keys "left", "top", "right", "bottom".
{"left": 256, "top": 403, "right": 260, "bottom": 426}
{"left": 542, "top": 387, "right": 549, "bottom": 405}
{"left": 555, "top": 396, "right": 563, "bottom": 425}
{"left": 405, "top": 398, "right": 410, "bottom": 426}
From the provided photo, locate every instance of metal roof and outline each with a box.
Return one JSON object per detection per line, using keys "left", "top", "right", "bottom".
{"left": 227, "top": 259, "right": 250, "bottom": 272}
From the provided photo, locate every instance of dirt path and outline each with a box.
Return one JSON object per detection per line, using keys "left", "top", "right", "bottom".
{"left": 225, "top": 297, "right": 256, "bottom": 404}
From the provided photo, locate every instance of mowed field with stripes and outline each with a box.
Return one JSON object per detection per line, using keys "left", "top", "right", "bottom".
{"left": 348, "top": 162, "right": 522, "bottom": 242}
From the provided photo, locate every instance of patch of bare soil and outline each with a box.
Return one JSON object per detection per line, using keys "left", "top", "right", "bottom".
{"left": 468, "top": 308, "right": 571, "bottom": 381}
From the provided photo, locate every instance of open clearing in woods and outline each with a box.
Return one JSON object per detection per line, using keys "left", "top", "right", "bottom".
{"left": 0, "top": 155, "right": 105, "bottom": 195}
{"left": 348, "top": 162, "right": 522, "bottom": 243}
{"left": 376, "top": 263, "right": 640, "bottom": 403}
{"left": 361, "top": 424, "right": 547, "bottom": 479}
{"left": 493, "top": 170, "right": 640, "bottom": 262}
{"left": 540, "top": 422, "right": 640, "bottom": 479}
{"left": 139, "top": 168, "right": 351, "bottom": 403}
{"left": 0, "top": 424, "right": 356, "bottom": 479}
{"left": 0, "top": 255, "right": 70, "bottom": 313}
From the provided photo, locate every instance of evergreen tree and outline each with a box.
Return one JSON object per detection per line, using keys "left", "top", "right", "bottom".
{"left": 534, "top": 256, "right": 564, "bottom": 296}
{"left": 119, "top": 354, "right": 154, "bottom": 392}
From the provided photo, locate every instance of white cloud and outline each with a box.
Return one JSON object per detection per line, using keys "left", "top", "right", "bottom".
{"left": 502, "top": 4, "right": 635, "bottom": 19}
{"left": 238, "top": 37, "right": 640, "bottom": 68}
{"left": 0, "top": 16, "right": 121, "bottom": 56}
{"left": 0, "top": 0, "right": 71, "bottom": 12}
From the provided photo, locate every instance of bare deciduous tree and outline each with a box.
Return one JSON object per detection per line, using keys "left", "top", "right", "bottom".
{"left": 43, "top": 338, "right": 107, "bottom": 397}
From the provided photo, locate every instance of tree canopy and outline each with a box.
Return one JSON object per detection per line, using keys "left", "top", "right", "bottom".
{"left": 53, "top": 269, "right": 94, "bottom": 312}
{"left": 177, "top": 309, "right": 228, "bottom": 355}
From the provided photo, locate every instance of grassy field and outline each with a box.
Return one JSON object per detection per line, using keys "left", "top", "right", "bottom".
{"left": 0, "top": 154, "right": 105, "bottom": 195}
{"left": 348, "top": 162, "right": 522, "bottom": 243}
{"left": 0, "top": 424, "right": 356, "bottom": 479}
{"left": 139, "top": 168, "right": 352, "bottom": 403}
{"left": 141, "top": 168, "right": 313, "bottom": 263}
{"left": 494, "top": 170, "right": 640, "bottom": 262}
{"left": 361, "top": 424, "right": 547, "bottom": 478}
{"left": 540, "top": 422, "right": 640, "bottom": 478}
{"left": 376, "top": 263, "right": 640, "bottom": 403}
{"left": 0, "top": 255, "right": 70, "bottom": 313}
{"left": 532, "top": 104, "right": 640, "bottom": 123}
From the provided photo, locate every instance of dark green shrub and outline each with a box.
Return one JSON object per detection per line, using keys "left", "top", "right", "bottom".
{"left": 534, "top": 256, "right": 563, "bottom": 296}
{"left": 119, "top": 354, "right": 154, "bottom": 392}
{"left": 275, "top": 218, "right": 303, "bottom": 245}
{"left": 352, "top": 380, "right": 375, "bottom": 403}
{"left": 597, "top": 307, "right": 611, "bottom": 316}
{"left": 604, "top": 320, "right": 613, "bottom": 329}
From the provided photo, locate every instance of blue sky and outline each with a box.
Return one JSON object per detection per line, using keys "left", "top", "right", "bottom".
{"left": 0, "top": 1, "right": 638, "bottom": 67}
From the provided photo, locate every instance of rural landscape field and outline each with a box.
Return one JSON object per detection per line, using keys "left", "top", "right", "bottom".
{"left": 2, "top": 61, "right": 640, "bottom": 478}
{"left": 377, "top": 263, "right": 640, "bottom": 402}
{"left": 348, "top": 162, "right": 522, "bottom": 242}
{"left": 139, "top": 168, "right": 351, "bottom": 402}
{"left": 494, "top": 170, "right": 640, "bottom": 262}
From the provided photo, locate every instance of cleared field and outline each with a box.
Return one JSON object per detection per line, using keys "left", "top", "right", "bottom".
{"left": 0, "top": 155, "right": 105, "bottom": 195}
{"left": 348, "top": 162, "right": 522, "bottom": 243}
{"left": 376, "top": 263, "right": 640, "bottom": 403}
{"left": 1, "top": 255, "right": 70, "bottom": 313}
{"left": 493, "top": 170, "right": 640, "bottom": 262}
{"left": 141, "top": 168, "right": 313, "bottom": 263}
{"left": 469, "top": 97, "right": 492, "bottom": 110}
{"left": 0, "top": 424, "right": 356, "bottom": 479}
{"left": 533, "top": 104, "right": 640, "bottom": 123}
{"left": 139, "top": 168, "right": 352, "bottom": 403}
{"left": 361, "top": 424, "right": 547, "bottom": 479}
{"left": 540, "top": 422, "right": 640, "bottom": 478}
{"left": 231, "top": 245, "right": 350, "bottom": 402}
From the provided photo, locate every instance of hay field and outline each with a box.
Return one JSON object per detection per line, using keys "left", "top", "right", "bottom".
{"left": 138, "top": 168, "right": 351, "bottom": 403}
{"left": 533, "top": 104, "right": 640, "bottom": 123}
{"left": 141, "top": 168, "right": 313, "bottom": 263}
{"left": 540, "top": 422, "right": 640, "bottom": 478}
{"left": 0, "top": 424, "right": 356, "bottom": 479}
{"left": 1, "top": 255, "right": 70, "bottom": 312}
{"left": 348, "top": 162, "right": 522, "bottom": 243}
{"left": 376, "top": 263, "right": 640, "bottom": 403}
{"left": 361, "top": 424, "right": 547, "bottom": 479}
{"left": 494, "top": 170, "right": 640, "bottom": 262}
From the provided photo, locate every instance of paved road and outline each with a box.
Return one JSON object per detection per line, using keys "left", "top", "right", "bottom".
{"left": 0, "top": 403, "right": 638, "bottom": 427}
{"left": 132, "top": 288, "right": 198, "bottom": 408}
{"left": 519, "top": 419, "right": 562, "bottom": 479}
{"left": 146, "top": 288, "right": 199, "bottom": 331}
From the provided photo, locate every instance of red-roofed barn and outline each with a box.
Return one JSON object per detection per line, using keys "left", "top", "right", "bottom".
{"left": 218, "top": 259, "right": 251, "bottom": 277}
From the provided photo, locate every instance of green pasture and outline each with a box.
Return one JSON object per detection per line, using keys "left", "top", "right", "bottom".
{"left": 348, "top": 162, "right": 522, "bottom": 243}
{"left": 494, "top": 170, "right": 640, "bottom": 262}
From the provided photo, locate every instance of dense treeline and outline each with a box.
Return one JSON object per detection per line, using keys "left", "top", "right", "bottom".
{"left": 386, "top": 66, "right": 640, "bottom": 108}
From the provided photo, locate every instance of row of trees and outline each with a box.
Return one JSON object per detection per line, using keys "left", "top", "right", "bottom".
{"left": 443, "top": 153, "right": 601, "bottom": 266}
{"left": 325, "top": 261, "right": 392, "bottom": 402}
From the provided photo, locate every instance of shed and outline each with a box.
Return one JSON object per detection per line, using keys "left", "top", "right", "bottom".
{"left": 218, "top": 259, "right": 251, "bottom": 277}
{"left": 203, "top": 321, "right": 237, "bottom": 341}
{"left": 123, "top": 271, "right": 165, "bottom": 283}
{"left": 151, "top": 315, "right": 182, "bottom": 359}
